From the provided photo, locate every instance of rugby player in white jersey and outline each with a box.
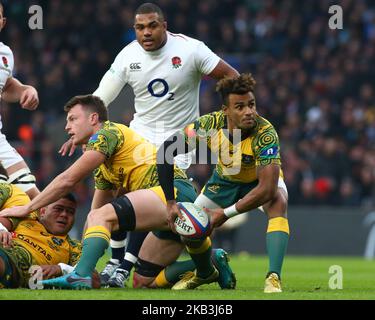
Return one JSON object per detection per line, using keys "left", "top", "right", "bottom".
{"left": 60, "top": 2, "right": 239, "bottom": 287}
{"left": 0, "top": 2, "right": 39, "bottom": 199}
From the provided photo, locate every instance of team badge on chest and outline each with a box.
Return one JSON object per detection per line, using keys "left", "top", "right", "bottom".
{"left": 2, "top": 56, "right": 8, "bottom": 68}
{"left": 172, "top": 56, "right": 182, "bottom": 69}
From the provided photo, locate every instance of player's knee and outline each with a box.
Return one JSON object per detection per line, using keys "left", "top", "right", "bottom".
{"left": 132, "top": 272, "right": 155, "bottom": 288}
{"left": 133, "top": 258, "right": 164, "bottom": 288}
{"left": 7, "top": 168, "right": 37, "bottom": 193}
{"left": 111, "top": 196, "right": 136, "bottom": 231}
{"left": 266, "top": 190, "right": 288, "bottom": 219}
{"left": 87, "top": 208, "right": 108, "bottom": 226}
{"left": 275, "top": 190, "right": 288, "bottom": 215}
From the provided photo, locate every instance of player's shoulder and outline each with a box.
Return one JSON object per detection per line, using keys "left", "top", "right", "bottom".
{"left": 89, "top": 121, "right": 122, "bottom": 139}
{"left": 197, "top": 110, "right": 226, "bottom": 130}
{"left": 0, "top": 182, "right": 12, "bottom": 198}
{"left": 252, "top": 116, "right": 280, "bottom": 147}
{"left": 0, "top": 42, "right": 13, "bottom": 57}
{"left": 117, "top": 40, "right": 142, "bottom": 55}
{"left": 257, "top": 115, "right": 277, "bottom": 132}
{"left": 167, "top": 32, "right": 202, "bottom": 47}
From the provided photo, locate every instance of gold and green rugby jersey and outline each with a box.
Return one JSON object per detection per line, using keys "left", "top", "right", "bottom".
{"left": 0, "top": 182, "right": 81, "bottom": 287}
{"left": 183, "top": 111, "right": 283, "bottom": 183}
{"left": 0, "top": 182, "right": 30, "bottom": 209}
{"left": 3, "top": 216, "right": 82, "bottom": 287}
{"left": 86, "top": 121, "right": 186, "bottom": 191}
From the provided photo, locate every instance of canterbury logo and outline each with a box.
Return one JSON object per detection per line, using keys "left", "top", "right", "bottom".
{"left": 130, "top": 63, "right": 141, "bottom": 70}
{"left": 207, "top": 185, "right": 220, "bottom": 194}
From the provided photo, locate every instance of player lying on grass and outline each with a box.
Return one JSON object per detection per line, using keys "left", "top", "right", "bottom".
{"left": 0, "top": 165, "right": 81, "bottom": 288}
{"left": 131, "top": 231, "right": 234, "bottom": 289}
{"left": 157, "top": 73, "right": 289, "bottom": 293}
{"left": 0, "top": 95, "right": 235, "bottom": 289}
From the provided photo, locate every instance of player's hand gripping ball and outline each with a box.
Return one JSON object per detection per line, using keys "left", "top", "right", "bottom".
{"left": 174, "top": 202, "right": 211, "bottom": 239}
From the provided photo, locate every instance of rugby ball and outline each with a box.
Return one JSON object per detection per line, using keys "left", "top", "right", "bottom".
{"left": 174, "top": 202, "right": 210, "bottom": 239}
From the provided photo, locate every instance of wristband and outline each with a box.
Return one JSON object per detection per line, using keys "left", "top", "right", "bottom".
{"left": 0, "top": 222, "right": 9, "bottom": 232}
{"left": 223, "top": 203, "right": 240, "bottom": 218}
{"left": 58, "top": 263, "right": 75, "bottom": 275}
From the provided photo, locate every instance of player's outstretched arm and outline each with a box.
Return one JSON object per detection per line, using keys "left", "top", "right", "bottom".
{"left": 0, "top": 151, "right": 106, "bottom": 218}
{"left": 2, "top": 77, "right": 39, "bottom": 110}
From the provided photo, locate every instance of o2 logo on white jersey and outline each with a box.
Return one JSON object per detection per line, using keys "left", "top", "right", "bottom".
{"left": 148, "top": 79, "right": 175, "bottom": 101}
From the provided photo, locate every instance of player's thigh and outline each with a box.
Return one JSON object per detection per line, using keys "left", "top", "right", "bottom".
{"left": 194, "top": 193, "right": 221, "bottom": 209}
{"left": 126, "top": 189, "right": 169, "bottom": 231}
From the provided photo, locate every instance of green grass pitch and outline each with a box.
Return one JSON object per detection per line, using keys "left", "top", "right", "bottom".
{"left": 0, "top": 254, "right": 374, "bottom": 300}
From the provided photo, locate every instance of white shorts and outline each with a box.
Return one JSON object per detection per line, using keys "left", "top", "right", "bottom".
{"left": 0, "top": 132, "right": 24, "bottom": 168}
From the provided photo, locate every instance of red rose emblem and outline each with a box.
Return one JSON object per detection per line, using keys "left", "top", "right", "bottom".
{"left": 172, "top": 56, "right": 182, "bottom": 68}
{"left": 2, "top": 56, "right": 8, "bottom": 68}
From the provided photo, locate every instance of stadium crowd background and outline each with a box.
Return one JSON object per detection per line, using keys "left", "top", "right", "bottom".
{"left": 1, "top": 0, "right": 375, "bottom": 210}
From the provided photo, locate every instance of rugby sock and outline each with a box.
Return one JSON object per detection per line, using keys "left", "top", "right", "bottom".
{"left": 75, "top": 226, "right": 111, "bottom": 277}
{"left": 155, "top": 260, "right": 196, "bottom": 288}
{"left": 185, "top": 237, "right": 215, "bottom": 279}
{"left": 266, "top": 217, "right": 289, "bottom": 278}
{"left": 110, "top": 230, "right": 127, "bottom": 262}
{"left": 119, "top": 231, "right": 148, "bottom": 271}
{"left": 120, "top": 252, "right": 138, "bottom": 272}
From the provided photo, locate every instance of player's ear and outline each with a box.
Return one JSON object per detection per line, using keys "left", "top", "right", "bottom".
{"left": 222, "top": 104, "right": 229, "bottom": 115}
{"left": 39, "top": 207, "right": 46, "bottom": 218}
{"left": 90, "top": 112, "right": 99, "bottom": 124}
{"left": 163, "top": 21, "right": 167, "bottom": 30}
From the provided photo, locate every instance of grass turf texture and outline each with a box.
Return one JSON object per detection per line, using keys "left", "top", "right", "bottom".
{"left": 0, "top": 254, "right": 374, "bottom": 300}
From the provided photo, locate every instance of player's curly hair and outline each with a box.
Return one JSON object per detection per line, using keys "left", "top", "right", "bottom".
{"left": 216, "top": 73, "right": 256, "bottom": 106}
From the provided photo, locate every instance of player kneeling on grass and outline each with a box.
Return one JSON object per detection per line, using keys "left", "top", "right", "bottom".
{"left": 0, "top": 95, "right": 234, "bottom": 290}
{"left": 0, "top": 165, "right": 82, "bottom": 288}
{"left": 131, "top": 229, "right": 235, "bottom": 290}
{"left": 157, "top": 73, "right": 289, "bottom": 293}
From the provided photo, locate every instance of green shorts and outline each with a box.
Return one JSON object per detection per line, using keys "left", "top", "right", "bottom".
{"left": 202, "top": 170, "right": 258, "bottom": 208}
{"left": 152, "top": 179, "right": 197, "bottom": 243}
{"left": 0, "top": 248, "right": 19, "bottom": 288}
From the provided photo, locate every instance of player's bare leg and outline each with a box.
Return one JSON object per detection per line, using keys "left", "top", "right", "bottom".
{"left": 41, "top": 190, "right": 170, "bottom": 289}
{"left": 133, "top": 232, "right": 185, "bottom": 288}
